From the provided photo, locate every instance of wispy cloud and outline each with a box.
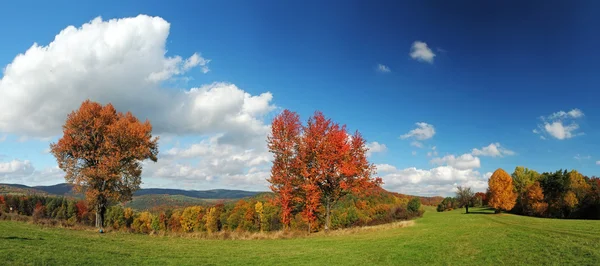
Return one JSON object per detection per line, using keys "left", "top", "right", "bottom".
{"left": 377, "top": 64, "right": 391, "bottom": 73}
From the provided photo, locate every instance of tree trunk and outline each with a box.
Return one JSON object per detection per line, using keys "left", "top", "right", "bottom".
{"left": 325, "top": 200, "right": 331, "bottom": 232}
{"left": 465, "top": 205, "right": 469, "bottom": 214}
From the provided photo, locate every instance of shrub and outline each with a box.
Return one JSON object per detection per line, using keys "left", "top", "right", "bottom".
{"left": 407, "top": 198, "right": 421, "bottom": 213}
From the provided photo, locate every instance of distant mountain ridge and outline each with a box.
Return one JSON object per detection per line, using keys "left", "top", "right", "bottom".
{"left": 0, "top": 183, "right": 264, "bottom": 199}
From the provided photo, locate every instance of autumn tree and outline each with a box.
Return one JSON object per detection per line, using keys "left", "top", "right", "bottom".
{"left": 50, "top": 100, "right": 158, "bottom": 228}
{"left": 268, "top": 110, "right": 381, "bottom": 233}
{"left": 523, "top": 181, "right": 547, "bottom": 216}
{"left": 267, "top": 110, "right": 302, "bottom": 230}
{"left": 488, "top": 168, "right": 517, "bottom": 213}
{"left": 456, "top": 186, "right": 475, "bottom": 214}
{"left": 511, "top": 166, "right": 540, "bottom": 213}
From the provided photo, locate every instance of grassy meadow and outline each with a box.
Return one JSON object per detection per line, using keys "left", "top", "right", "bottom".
{"left": 1, "top": 206, "right": 599, "bottom": 265}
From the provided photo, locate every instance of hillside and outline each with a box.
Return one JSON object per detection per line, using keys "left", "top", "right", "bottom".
{"left": 1, "top": 207, "right": 599, "bottom": 265}
{"left": 0, "top": 183, "right": 263, "bottom": 199}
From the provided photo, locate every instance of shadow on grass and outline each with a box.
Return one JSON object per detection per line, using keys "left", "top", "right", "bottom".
{"left": 0, "top": 236, "right": 43, "bottom": 241}
{"left": 466, "top": 211, "right": 495, "bottom": 215}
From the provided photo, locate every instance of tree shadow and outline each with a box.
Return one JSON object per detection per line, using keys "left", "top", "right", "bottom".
{"left": 466, "top": 211, "right": 495, "bottom": 215}
{"left": 0, "top": 236, "right": 43, "bottom": 241}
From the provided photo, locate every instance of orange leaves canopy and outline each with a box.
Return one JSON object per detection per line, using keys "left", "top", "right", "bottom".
{"left": 50, "top": 100, "right": 159, "bottom": 208}
{"left": 488, "top": 168, "right": 517, "bottom": 212}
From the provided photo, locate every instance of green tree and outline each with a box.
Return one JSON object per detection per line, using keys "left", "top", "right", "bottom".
{"left": 512, "top": 166, "right": 540, "bottom": 213}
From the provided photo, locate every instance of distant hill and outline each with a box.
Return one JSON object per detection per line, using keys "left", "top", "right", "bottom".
{"left": 0, "top": 183, "right": 263, "bottom": 199}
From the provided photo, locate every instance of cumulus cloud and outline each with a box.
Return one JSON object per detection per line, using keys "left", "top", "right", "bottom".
{"left": 533, "top": 109, "right": 585, "bottom": 140}
{"left": 366, "top": 142, "right": 387, "bottom": 157}
{"left": 400, "top": 122, "right": 435, "bottom": 141}
{"left": 0, "top": 15, "right": 274, "bottom": 143}
{"left": 0, "top": 15, "right": 278, "bottom": 190}
{"left": 375, "top": 164, "right": 488, "bottom": 196}
{"left": 471, "top": 143, "right": 515, "bottom": 157}
{"left": 377, "top": 64, "right": 391, "bottom": 73}
{"left": 410, "top": 41, "right": 435, "bottom": 63}
{"left": 430, "top": 154, "right": 481, "bottom": 170}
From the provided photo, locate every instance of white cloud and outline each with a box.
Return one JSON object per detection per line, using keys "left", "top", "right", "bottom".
{"left": 400, "top": 122, "right": 435, "bottom": 140}
{"left": 0, "top": 15, "right": 278, "bottom": 190}
{"left": 366, "top": 142, "right": 387, "bottom": 157}
{"left": 0, "top": 135, "right": 6, "bottom": 142}
{"left": 377, "top": 64, "right": 391, "bottom": 73}
{"left": 409, "top": 41, "right": 435, "bottom": 63}
{"left": 596, "top": 161, "right": 600, "bottom": 165}
{"left": 143, "top": 134, "right": 272, "bottom": 190}
{"left": 534, "top": 109, "right": 584, "bottom": 140}
{"left": 412, "top": 151, "right": 417, "bottom": 156}
{"left": 0, "top": 15, "right": 274, "bottom": 143}
{"left": 471, "top": 143, "right": 515, "bottom": 157}
{"left": 574, "top": 154, "right": 591, "bottom": 160}
{"left": 544, "top": 122, "right": 581, "bottom": 140}
{"left": 410, "top": 141, "right": 424, "bottom": 148}
{"left": 430, "top": 153, "right": 481, "bottom": 170}
{"left": 0, "top": 160, "right": 34, "bottom": 176}
{"left": 375, "top": 164, "right": 488, "bottom": 196}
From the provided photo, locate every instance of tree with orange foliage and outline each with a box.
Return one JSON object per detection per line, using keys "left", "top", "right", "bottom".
{"left": 50, "top": 100, "right": 158, "bottom": 228}
{"left": 268, "top": 110, "right": 381, "bottom": 232}
{"left": 524, "top": 181, "right": 547, "bottom": 216}
{"left": 488, "top": 168, "right": 517, "bottom": 213}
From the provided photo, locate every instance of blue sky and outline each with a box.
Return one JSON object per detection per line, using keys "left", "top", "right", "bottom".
{"left": 0, "top": 1, "right": 598, "bottom": 196}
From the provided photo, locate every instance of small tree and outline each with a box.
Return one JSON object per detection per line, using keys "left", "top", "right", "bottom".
{"left": 50, "top": 100, "right": 158, "bottom": 229}
{"left": 407, "top": 197, "right": 421, "bottom": 214}
{"left": 488, "top": 168, "right": 517, "bottom": 213}
{"left": 456, "top": 186, "right": 475, "bottom": 213}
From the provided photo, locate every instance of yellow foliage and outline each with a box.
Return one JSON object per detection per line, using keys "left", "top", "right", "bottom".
{"left": 133, "top": 211, "right": 153, "bottom": 233}
{"left": 488, "top": 168, "right": 517, "bottom": 212}
{"left": 206, "top": 207, "right": 219, "bottom": 233}
{"left": 564, "top": 191, "right": 578, "bottom": 209}
{"left": 180, "top": 206, "right": 203, "bottom": 232}
{"left": 568, "top": 170, "right": 591, "bottom": 200}
{"left": 255, "top": 202, "right": 264, "bottom": 232}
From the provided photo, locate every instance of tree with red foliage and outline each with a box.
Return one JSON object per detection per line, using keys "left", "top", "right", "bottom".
{"left": 474, "top": 192, "right": 487, "bottom": 206}
{"left": 75, "top": 201, "right": 88, "bottom": 221}
{"left": 50, "top": 100, "right": 159, "bottom": 228}
{"left": 267, "top": 109, "right": 302, "bottom": 230}
{"left": 268, "top": 110, "right": 381, "bottom": 232}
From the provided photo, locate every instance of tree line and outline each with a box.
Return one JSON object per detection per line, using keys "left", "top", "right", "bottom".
{"left": 437, "top": 167, "right": 600, "bottom": 219}
{"left": 0, "top": 189, "right": 424, "bottom": 234}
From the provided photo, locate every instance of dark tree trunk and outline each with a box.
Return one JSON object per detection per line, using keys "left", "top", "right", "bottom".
{"left": 495, "top": 209, "right": 501, "bottom": 214}
{"left": 325, "top": 200, "right": 331, "bottom": 232}
{"left": 465, "top": 205, "right": 469, "bottom": 214}
{"left": 95, "top": 195, "right": 107, "bottom": 229}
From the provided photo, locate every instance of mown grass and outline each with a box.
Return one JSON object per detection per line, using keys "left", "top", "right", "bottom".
{"left": 1, "top": 207, "right": 599, "bottom": 265}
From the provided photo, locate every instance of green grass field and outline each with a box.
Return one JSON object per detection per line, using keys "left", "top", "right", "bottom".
{"left": 1, "top": 207, "right": 599, "bottom": 265}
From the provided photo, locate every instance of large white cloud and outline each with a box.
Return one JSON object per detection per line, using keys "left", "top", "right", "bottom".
{"left": 409, "top": 41, "right": 435, "bottom": 63}
{"left": 430, "top": 153, "right": 481, "bottom": 170}
{"left": 143, "top": 134, "right": 272, "bottom": 190}
{"left": 0, "top": 160, "right": 35, "bottom": 176}
{"left": 0, "top": 15, "right": 274, "bottom": 143}
{"left": 0, "top": 15, "right": 278, "bottom": 190}
{"left": 533, "top": 109, "right": 585, "bottom": 140}
{"left": 375, "top": 164, "right": 489, "bottom": 196}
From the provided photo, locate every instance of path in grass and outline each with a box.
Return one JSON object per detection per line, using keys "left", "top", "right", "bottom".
{"left": 1, "top": 207, "right": 599, "bottom": 265}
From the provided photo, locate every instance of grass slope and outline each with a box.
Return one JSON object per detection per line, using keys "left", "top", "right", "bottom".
{"left": 1, "top": 207, "right": 599, "bottom": 265}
